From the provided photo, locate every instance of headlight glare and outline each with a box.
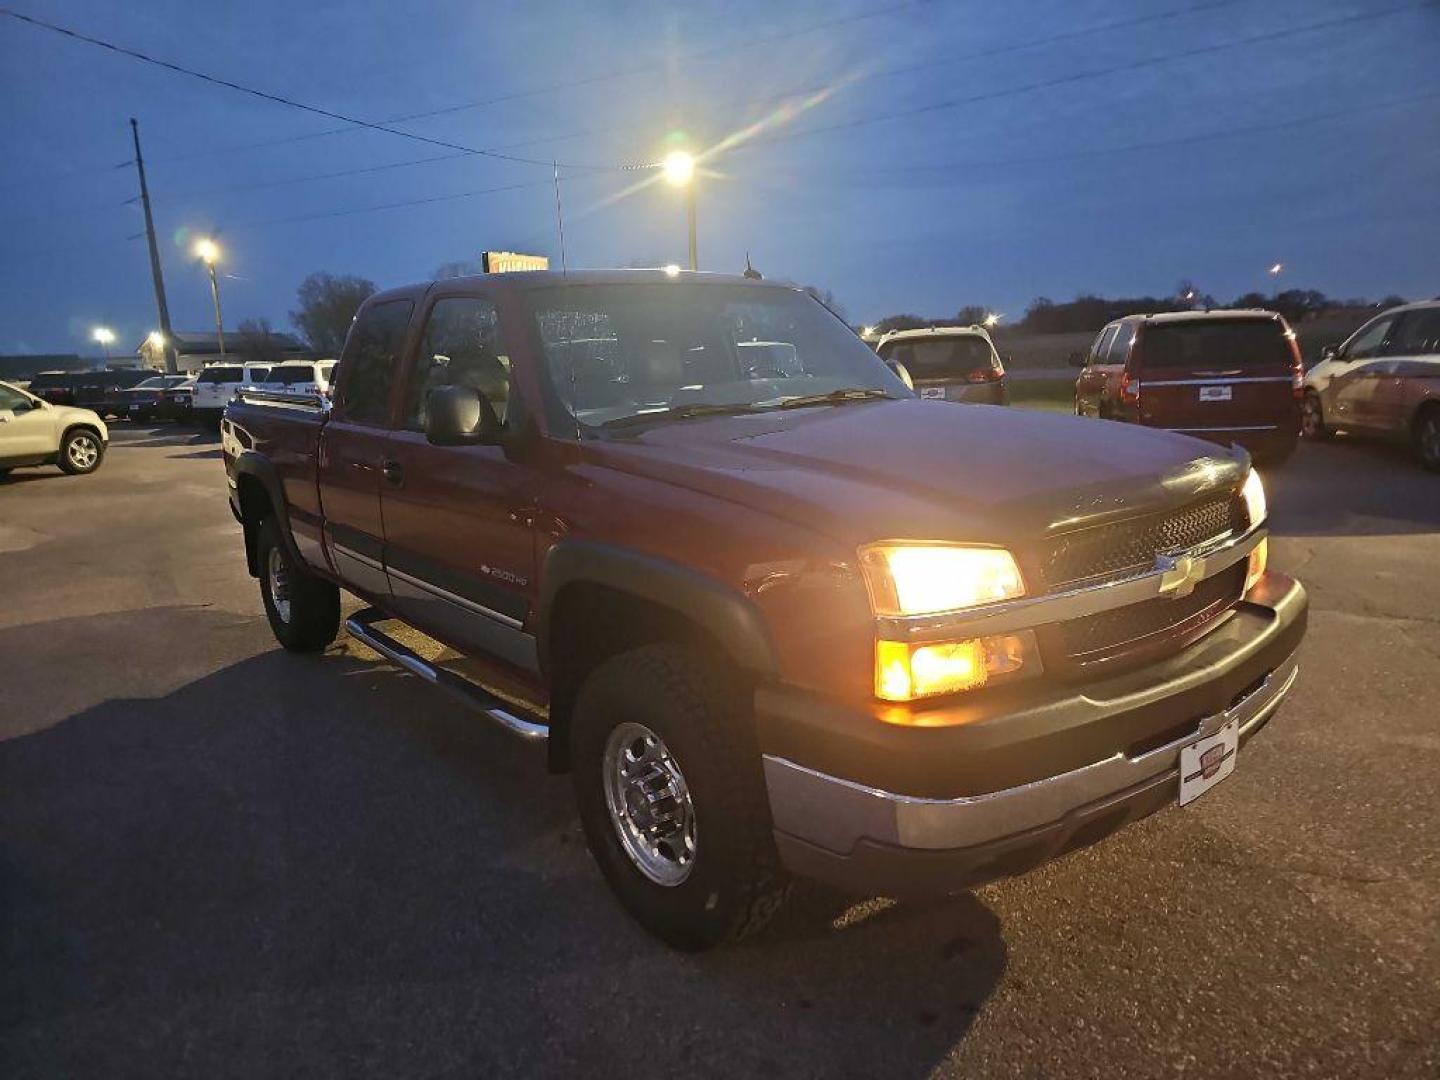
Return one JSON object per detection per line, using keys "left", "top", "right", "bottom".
{"left": 1242, "top": 469, "right": 1266, "bottom": 528}
{"left": 859, "top": 543, "right": 1025, "bottom": 617}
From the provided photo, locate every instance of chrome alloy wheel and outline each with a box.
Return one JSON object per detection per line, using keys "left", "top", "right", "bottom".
{"left": 602, "top": 721, "right": 697, "bottom": 886}
{"left": 1301, "top": 394, "right": 1323, "bottom": 438}
{"left": 67, "top": 433, "right": 99, "bottom": 470}
{"left": 268, "top": 545, "right": 292, "bottom": 624}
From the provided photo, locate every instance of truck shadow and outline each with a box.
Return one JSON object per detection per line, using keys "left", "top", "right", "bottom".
{"left": 0, "top": 607, "right": 1005, "bottom": 1077}
{"left": 1266, "top": 439, "right": 1440, "bottom": 537}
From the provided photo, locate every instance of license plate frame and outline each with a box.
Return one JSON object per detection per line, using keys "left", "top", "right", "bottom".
{"left": 1198, "top": 385, "right": 1232, "bottom": 402}
{"left": 1179, "top": 718, "right": 1238, "bottom": 806}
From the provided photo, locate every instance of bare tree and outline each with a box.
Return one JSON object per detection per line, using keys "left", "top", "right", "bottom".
{"left": 290, "top": 272, "right": 377, "bottom": 355}
{"left": 235, "top": 318, "right": 285, "bottom": 366}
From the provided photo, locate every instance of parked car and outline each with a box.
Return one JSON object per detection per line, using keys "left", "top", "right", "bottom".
{"left": 1073, "top": 310, "right": 1302, "bottom": 464}
{"left": 71, "top": 368, "right": 154, "bottom": 419}
{"left": 255, "top": 359, "right": 336, "bottom": 398}
{"left": 191, "top": 362, "right": 273, "bottom": 429}
{"left": 223, "top": 270, "right": 1305, "bottom": 949}
{"left": 26, "top": 371, "right": 80, "bottom": 406}
{"left": 874, "top": 325, "right": 1008, "bottom": 405}
{"left": 0, "top": 379, "right": 108, "bottom": 477}
{"left": 115, "top": 374, "right": 194, "bottom": 424}
{"left": 1301, "top": 300, "right": 1440, "bottom": 471}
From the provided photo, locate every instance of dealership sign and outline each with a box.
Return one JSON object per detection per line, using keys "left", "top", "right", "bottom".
{"left": 482, "top": 251, "right": 549, "bottom": 274}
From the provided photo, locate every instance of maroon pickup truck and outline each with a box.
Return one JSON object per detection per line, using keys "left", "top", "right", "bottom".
{"left": 222, "top": 270, "right": 1307, "bottom": 948}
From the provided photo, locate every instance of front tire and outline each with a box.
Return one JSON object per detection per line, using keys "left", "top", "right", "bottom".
{"left": 57, "top": 428, "right": 104, "bottom": 475}
{"left": 1301, "top": 391, "right": 1332, "bottom": 441}
{"left": 1414, "top": 404, "right": 1440, "bottom": 473}
{"left": 256, "top": 517, "right": 339, "bottom": 652}
{"left": 571, "top": 644, "right": 790, "bottom": 950}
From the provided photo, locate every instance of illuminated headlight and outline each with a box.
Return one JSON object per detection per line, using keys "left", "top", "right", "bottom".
{"left": 876, "top": 631, "right": 1041, "bottom": 706}
{"left": 859, "top": 543, "right": 1025, "bottom": 617}
{"left": 1242, "top": 469, "right": 1267, "bottom": 528}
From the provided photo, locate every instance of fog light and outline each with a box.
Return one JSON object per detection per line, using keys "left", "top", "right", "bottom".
{"left": 875, "top": 631, "right": 1039, "bottom": 705}
{"left": 1245, "top": 537, "right": 1268, "bottom": 593}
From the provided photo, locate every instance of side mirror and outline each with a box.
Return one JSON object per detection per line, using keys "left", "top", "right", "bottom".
{"left": 424, "top": 384, "right": 504, "bottom": 446}
{"left": 887, "top": 359, "right": 915, "bottom": 391}
{"left": 1067, "top": 350, "right": 1087, "bottom": 368}
{"left": 1320, "top": 345, "right": 1338, "bottom": 363}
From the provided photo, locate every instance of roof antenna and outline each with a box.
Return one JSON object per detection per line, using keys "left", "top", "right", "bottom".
{"left": 552, "top": 161, "right": 568, "bottom": 278}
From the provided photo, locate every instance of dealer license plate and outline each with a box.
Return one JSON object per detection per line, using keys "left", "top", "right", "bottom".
{"left": 920, "top": 386, "right": 946, "bottom": 400}
{"left": 1178, "top": 718, "right": 1238, "bottom": 806}
{"left": 1198, "top": 385, "right": 1232, "bottom": 402}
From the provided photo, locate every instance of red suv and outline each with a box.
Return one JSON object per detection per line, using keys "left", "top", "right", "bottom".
{"left": 1073, "top": 310, "right": 1302, "bottom": 464}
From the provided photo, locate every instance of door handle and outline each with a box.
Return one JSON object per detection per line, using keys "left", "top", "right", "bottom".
{"left": 382, "top": 459, "right": 403, "bottom": 486}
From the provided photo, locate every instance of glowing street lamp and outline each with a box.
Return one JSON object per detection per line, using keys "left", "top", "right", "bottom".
{"left": 661, "top": 150, "right": 698, "bottom": 272}
{"left": 983, "top": 313, "right": 1002, "bottom": 329}
{"left": 194, "top": 237, "right": 226, "bottom": 359}
{"left": 92, "top": 325, "right": 115, "bottom": 364}
{"left": 1268, "top": 262, "right": 1284, "bottom": 277}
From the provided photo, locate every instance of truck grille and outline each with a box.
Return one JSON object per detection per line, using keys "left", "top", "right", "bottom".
{"left": 1059, "top": 563, "right": 1246, "bottom": 663}
{"left": 1039, "top": 495, "right": 1241, "bottom": 591}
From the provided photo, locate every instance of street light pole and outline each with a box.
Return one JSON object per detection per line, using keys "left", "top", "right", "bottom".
{"left": 195, "top": 239, "right": 226, "bottom": 360}
{"left": 206, "top": 260, "right": 226, "bottom": 359}
{"left": 687, "top": 181, "right": 698, "bottom": 272}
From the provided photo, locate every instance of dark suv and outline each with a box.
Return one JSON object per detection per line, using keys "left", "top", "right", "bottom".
{"left": 1074, "top": 310, "right": 1302, "bottom": 464}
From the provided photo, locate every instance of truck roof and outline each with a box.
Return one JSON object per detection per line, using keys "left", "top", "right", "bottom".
{"left": 367, "top": 268, "right": 795, "bottom": 306}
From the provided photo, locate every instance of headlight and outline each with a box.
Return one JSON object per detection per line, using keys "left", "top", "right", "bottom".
{"left": 859, "top": 543, "right": 1025, "bottom": 617}
{"left": 1242, "top": 469, "right": 1266, "bottom": 528}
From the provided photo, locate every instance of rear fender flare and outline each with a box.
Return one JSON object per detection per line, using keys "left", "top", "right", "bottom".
{"left": 231, "top": 450, "right": 304, "bottom": 576}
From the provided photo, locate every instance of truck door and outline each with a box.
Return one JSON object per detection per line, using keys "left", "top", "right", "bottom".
{"left": 317, "top": 297, "right": 414, "bottom": 600}
{"left": 379, "top": 292, "right": 540, "bottom": 672}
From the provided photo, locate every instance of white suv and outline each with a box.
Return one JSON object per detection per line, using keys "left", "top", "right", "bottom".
{"left": 0, "top": 380, "right": 109, "bottom": 477}
{"left": 256, "top": 359, "right": 336, "bottom": 398}
{"left": 191, "top": 362, "right": 273, "bottom": 429}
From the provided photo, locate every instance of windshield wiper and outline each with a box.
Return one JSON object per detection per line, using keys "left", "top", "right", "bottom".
{"left": 600, "top": 402, "right": 764, "bottom": 430}
{"left": 776, "top": 388, "right": 893, "bottom": 410}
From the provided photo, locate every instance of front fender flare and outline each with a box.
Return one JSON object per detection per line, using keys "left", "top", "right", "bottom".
{"left": 535, "top": 540, "right": 778, "bottom": 678}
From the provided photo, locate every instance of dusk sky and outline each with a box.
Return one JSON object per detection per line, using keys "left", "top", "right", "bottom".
{"left": 2, "top": 0, "right": 1437, "bottom": 356}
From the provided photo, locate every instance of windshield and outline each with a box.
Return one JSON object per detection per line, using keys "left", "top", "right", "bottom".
{"left": 135, "top": 377, "right": 168, "bottom": 389}
{"left": 28, "top": 372, "right": 72, "bottom": 388}
{"left": 263, "top": 367, "right": 318, "bottom": 385}
{"left": 526, "top": 283, "right": 908, "bottom": 431}
{"left": 882, "top": 335, "right": 995, "bottom": 380}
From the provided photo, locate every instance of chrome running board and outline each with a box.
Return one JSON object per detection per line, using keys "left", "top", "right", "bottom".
{"left": 344, "top": 607, "right": 549, "bottom": 743}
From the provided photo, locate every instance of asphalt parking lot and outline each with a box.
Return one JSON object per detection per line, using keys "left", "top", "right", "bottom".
{"left": 2, "top": 424, "right": 1437, "bottom": 1078}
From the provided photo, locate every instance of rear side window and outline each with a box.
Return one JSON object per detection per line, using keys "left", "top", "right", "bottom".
{"left": 264, "top": 366, "right": 318, "bottom": 385}
{"left": 335, "top": 299, "right": 413, "bottom": 426}
{"left": 1107, "top": 323, "right": 1135, "bottom": 364}
{"left": 1387, "top": 309, "right": 1440, "bottom": 356}
{"left": 1142, "top": 319, "right": 1291, "bottom": 369}
{"left": 1089, "top": 326, "right": 1117, "bottom": 364}
{"left": 197, "top": 366, "right": 242, "bottom": 384}
{"left": 28, "top": 373, "right": 72, "bottom": 389}
{"left": 884, "top": 336, "right": 993, "bottom": 380}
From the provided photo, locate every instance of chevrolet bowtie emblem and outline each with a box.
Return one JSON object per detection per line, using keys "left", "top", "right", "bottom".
{"left": 1156, "top": 552, "right": 1205, "bottom": 598}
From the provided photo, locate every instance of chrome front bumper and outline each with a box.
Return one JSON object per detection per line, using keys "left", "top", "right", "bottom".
{"left": 764, "top": 650, "right": 1298, "bottom": 857}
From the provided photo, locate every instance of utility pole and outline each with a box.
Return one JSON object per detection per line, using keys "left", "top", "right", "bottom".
{"left": 687, "top": 182, "right": 698, "bottom": 272}
{"left": 130, "top": 118, "right": 177, "bottom": 374}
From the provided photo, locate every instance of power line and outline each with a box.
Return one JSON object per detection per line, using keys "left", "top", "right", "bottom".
{"left": 732, "top": 1, "right": 1433, "bottom": 152}
{"left": 0, "top": 6, "right": 639, "bottom": 173}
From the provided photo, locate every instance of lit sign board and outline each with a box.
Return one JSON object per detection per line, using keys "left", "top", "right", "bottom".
{"left": 482, "top": 251, "right": 549, "bottom": 274}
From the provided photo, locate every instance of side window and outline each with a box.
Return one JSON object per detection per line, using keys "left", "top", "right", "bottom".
{"left": 1107, "top": 322, "right": 1134, "bottom": 364}
{"left": 1090, "top": 326, "right": 1117, "bottom": 364}
{"left": 1386, "top": 310, "right": 1440, "bottom": 356}
{"left": 336, "top": 299, "right": 414, "bottom": 426}
{"left": 403, "top": 296, "right": 509, "bottom": 432}
{"left": 1345, "top": 316, "right": 1395, "bottom": 361}
{"left": 0, "top": 385, "right": 31, "bottom": 411}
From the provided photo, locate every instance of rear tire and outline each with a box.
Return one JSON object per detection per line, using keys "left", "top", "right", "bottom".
{"left": 571, "top": 644, "right": 790, "bottom": 950}
{"left": 57, "top": 428, "right": 104, "bottom": 475}
{"left": 1413, "top": 404, "right": 1440, "bottom": 473}
{"left": 256, "top": 517, "right": 339, "bottom": 652}
{"left": 1301, "top": 391, "right": 1332, "bottom": 441}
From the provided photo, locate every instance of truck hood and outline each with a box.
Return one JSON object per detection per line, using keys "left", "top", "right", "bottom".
{"left": 587, "top": 399, "right": 1246, "bottom": 545}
